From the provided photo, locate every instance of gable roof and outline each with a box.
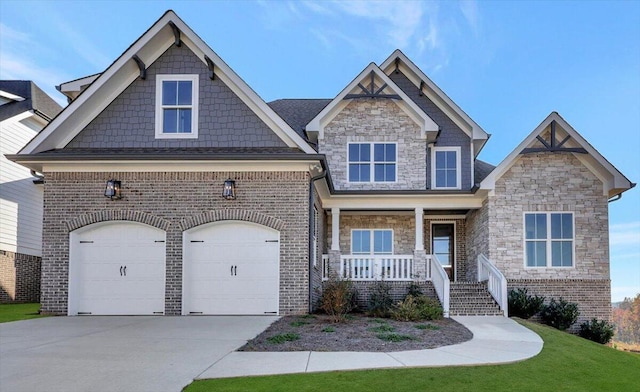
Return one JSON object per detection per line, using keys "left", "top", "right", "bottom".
{"left": 380, "top": 50, "right": 489, "bottom": 156}
{"left": 480, "top": 112, "right": 634, "bottom": 198}
{"left": 305, "top": 63, "right": 439, "bottom": 141}
{"left": 18, "top": 10, "right": 315, "bottom": 155}
{"left": 0, "top": 81, "right": 63, "bottom": 122}
{"left": 268, "top": 99, "right": 331, "bottom": 142}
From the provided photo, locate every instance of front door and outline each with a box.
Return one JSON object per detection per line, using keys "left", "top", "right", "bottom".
{"left": 432, "top": 223, "right": 455, "bottom": 281}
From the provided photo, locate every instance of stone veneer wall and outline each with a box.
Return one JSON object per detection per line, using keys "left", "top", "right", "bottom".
{"left": 490, "top": 153, "right": 609, "bottom": 280}
{"left": 328, "top": 214, "right": 415, "bottom": 254}
{"left": 465, "top": 199, "right": 489, "bottom": 281}
{"left": 466, "top": 152, "right": 611, "bottom": 323}
{"left": 319, "top": 99, "right": 426, "bottom": 191}
{"left": 0, "top": 251, "right": 41, "bottom": 303}
{"left": 41, "top": 171, "right": 309, "bottom": 315}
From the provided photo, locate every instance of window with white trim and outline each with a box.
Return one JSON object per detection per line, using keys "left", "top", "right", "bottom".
{"left": 351, "top": 229, "right": 393, "bottom": 255}
{"left": 155, "top": 74, "right": 199, "bottom": 138}
{"left": 348, "top": 143, "right": 396, "bottom": 182}
{"left": 431, "top": 146, "right": 461, "bottom": 189}
{"left": 525, "top": 212, "right": 574, "bottom": 267}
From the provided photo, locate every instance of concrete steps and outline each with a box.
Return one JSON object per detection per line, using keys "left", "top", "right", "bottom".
{"left": 449, "top": 281, "right": 503, "bottom": 316}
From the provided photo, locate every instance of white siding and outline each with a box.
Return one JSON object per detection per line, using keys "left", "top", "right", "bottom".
{"left": 0, "top": 114, "right": 45, "bottom": 256}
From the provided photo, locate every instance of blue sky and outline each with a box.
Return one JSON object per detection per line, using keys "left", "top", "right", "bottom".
{"left": 1, "top": 0, "right": 638, "bottom": 301}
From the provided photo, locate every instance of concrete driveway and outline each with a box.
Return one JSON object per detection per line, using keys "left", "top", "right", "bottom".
{"left": 0, "top": 316, "right": 277, "bottom": 392}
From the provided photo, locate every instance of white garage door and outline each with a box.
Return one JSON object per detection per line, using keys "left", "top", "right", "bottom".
{"left": 183, "top": 221, "right": 280, "bottom": 315}
{"left": 68, "top": 221, "right": 166, "bottom": 316}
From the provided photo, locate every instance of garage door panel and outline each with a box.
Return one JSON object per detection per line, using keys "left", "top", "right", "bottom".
{"left": 70, "top": 222, "right": 166, "bottom": 316}
{"left": 184, "top": 221, "right": 279, "bottom": 315}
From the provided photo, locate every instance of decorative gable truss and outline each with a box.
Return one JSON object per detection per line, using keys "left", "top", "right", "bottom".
{"left": 305, "top": 63, "right": 439, "bottom": 143}
{"left": 19, "top": 10, "right": 315, "bottom": 155}
{"left": 480, "top": 112, "right": 634, "bottom": 199}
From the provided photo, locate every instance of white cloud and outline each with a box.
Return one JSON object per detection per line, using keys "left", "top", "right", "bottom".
{"left": 611, "top": 286, "right": 640, "bottom": 302}
{"left": 610, "top": 221, "right": 640, "bottom": 246}
{"left": 459, "top": 0, "right": 480, "bottom": 36}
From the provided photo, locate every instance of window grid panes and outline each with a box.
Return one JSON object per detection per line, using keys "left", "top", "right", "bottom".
{"left": 351, "top": 230, "right": 393, "bottom": 255}
{"left": 161, "top": 80, "right": 193, "bottom": 134}
{"left": 435, "top": 150, "right": 458, "bottom": 188}
{"left": 525, "top": 213, "right": 573, "bottom": 268}
{"left": 348, "top": 143, "right": 396, "bottom": 182}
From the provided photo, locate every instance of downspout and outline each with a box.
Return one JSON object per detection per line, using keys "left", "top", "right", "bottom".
{"left": 308, "top": 168, "right": 327, "bottom": 313}
{"left": 609, "top": 183, "right": 637, "bottom": 203}
{"left": 30, "top": 170, "right": 45, "bottom": 185}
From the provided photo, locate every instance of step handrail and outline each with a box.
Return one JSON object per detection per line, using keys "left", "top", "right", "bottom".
{"left": 477, "top": 254, "right": 508, "bottom": 317}
{"left": 429, "top": 254, "right": 450, "bottom": 318}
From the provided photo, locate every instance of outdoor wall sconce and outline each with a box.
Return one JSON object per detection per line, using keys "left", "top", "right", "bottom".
{"left": 104, "top": 180, "right": 122, "bottom": 200}
{"left": 222, "top": 178, "right": 236, "bottom": 200}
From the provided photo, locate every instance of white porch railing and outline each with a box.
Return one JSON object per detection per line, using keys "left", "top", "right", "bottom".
{"left": 322, "top": 254, "right": 330, "bottom": 280}
{"left": 323, "top": 255, "right": 414, "bottom": 281}
{"left": 477, "top": 254, "right": 508, "bottom": 317}
{"left": 428, "top": 254, "right": 450, "bottom": 318}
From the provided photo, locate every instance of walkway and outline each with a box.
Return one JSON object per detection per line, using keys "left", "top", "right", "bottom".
{"left": 197, "top": 316, "right": 543, "bottom": 379}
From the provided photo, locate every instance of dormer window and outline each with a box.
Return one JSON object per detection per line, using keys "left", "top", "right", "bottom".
{"left": 431, "top": 146, "right": 461, "bottom": 190}
{"left": 155, "top": 74, "right": 198, "bottom": 138}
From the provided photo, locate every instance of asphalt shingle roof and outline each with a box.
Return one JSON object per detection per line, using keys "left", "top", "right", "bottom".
{"left": 268, "top": 99, "right": 332, "bottom": 141}
{"left": 0, "top": 81, "right": 63, "bottom": 123}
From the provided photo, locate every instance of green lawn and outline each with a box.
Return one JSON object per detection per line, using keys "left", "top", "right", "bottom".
{"left": 0, "top": 303, "right": 47, "bottom": 323}
{"left": 185, "top": 320, "right": 638, "bottom": 392}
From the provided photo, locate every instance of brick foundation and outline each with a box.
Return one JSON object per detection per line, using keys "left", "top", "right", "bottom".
{"left": 0, "top": 250, "right": 41, "bottom": 303}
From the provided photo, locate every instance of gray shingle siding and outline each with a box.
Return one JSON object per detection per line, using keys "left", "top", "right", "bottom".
{"left": 389, "top": 72, "right": 473, "bottom": 190}
{"left": 66, "top": 45, "right": 286, "bottom": 149}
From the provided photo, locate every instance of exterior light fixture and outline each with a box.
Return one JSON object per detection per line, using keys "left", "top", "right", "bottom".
{"left": 222, "top": 179, "right": 236, "bottom": 200}
{"left": 104, "top": 180, "right": 122, "bottom": 200}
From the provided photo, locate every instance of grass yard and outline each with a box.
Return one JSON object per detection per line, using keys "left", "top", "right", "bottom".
{"left": 185, "top": 320, "right": 639, "bottom": 392}
{"left": 0, "top": 303, "right": 47, "bottom": 323}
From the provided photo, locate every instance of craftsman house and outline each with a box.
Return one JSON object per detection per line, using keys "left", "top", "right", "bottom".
{"left": 9, "top": 11, "right": 633, "bottom": 322}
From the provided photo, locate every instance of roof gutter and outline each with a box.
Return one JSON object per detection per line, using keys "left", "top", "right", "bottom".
{"left": 308, "top": 167, "right": 327, "bottom": 313}
{"left": 609, "top": 182, "right": 637, "bottom": 203}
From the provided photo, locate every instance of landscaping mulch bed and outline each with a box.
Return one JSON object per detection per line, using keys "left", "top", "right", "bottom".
{"left": 240, "top": 314, "right": 473, "bottom": 352}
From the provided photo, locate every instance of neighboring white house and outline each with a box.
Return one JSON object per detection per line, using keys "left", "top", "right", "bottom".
{"left": 0, "top": 81, "right": 62, "bottom": 302}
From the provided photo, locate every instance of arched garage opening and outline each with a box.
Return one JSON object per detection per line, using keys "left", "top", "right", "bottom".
{"left": 68, "top": 221, "right": 166, "bottom": 315}
{"left": 182, "top": 220, "right": 280, "bottom": 315}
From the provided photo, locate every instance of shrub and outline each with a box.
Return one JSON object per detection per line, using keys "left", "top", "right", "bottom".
{"left": 368, "top": 281, "right": 393, "bottom": 318}
{"left": 541, "top": 297, "right": 580, "bottom": 331}
{"left": 415, "top": 323, "right": 440, "bottom": 331}
{"left": 508, "top": 288, "right": 545, "bottom": 319}
{"left": 320, "top": 278, "right": 357, "bottom": 323}
{"left": 368, "top": 324, "right": 395, "bottom": 333}
{"left": 376, "top": 333, "right": 415, "bottom": 342}
{"left": 321, "top": 326, "right": 336, "bottom": 333}
{"left": 289, "top": 320, "right": 309, "bottom": 327}
{"left": 391, "top": 295, "right": 443, "bottom": 321}
{"left": 579, "top": 318, "right": 615, "bottom": 344}
{"left": 267, "top": 333, "right": 300, "bottom": 344}
{"left": 406, "top": 282, "right": 424, "bottom": 298}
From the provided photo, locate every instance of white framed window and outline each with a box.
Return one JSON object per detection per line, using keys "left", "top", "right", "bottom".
{"left": 524, "top": 212, "right": 574, "bottom": 268}
{"left": 155, "top": 74, "right": 199, "bottom": 139}
{"left": 348, "top": 143, "right": 397, "bottom": 182}
{"left": 351, "top": 229, "right": 393, "bottom": 255}
{"left": 431, "top": 146, "right": 461, "bottom": 189}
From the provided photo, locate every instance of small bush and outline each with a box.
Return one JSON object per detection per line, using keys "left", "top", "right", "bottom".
{"left": 579, "top": 318, "right": 615, "bottom": 344}
{"left": 369, "top": 324, "right": 395, "bottom": 333}
{"left": 289, "top": 320, "right": 309, "bottom": 327}
{"left": 415, "top": 323, "right": 440, "bottom": 331}
{"left": 368, "top": 281, "right": 393, "bottom": 318}
{"left": 267, "top": 333, "right": 300, "bottom": 344}
{"left": 391, "top": 295, "right": 443, "bottom": 321}
{"left": 320, "top": 278, "right": 357, "bottom": 323}
{"left": 508, "top": 288, "right": 545, "bottom": 319}
{"left": 541, "top": 297, "right": 580, "bottom": 331}
{"left": 377, "top": 333, "right": 416, "bottom": 342}
{"left": 406, "top": 282, "right": 424, "bottom": 298}
{"left": 322, "top": 326, "right": 335, "bottom": 333}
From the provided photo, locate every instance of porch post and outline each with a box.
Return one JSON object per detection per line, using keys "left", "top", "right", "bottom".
{"left": 414, "top": 207, "right": 424, "bottom": 251}
{"left": 331, "top": 208, "right": 340, "bottom": 251}
{"left": 329, "top": 208, "right": 341, "bottom": 279}
{"left": 414, "top": 207, "right": 427, "bottom": 281}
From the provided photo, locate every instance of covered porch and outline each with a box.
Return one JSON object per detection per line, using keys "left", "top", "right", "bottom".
{"left": 320, "top": 207, "right": 508, "bottom": 317}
